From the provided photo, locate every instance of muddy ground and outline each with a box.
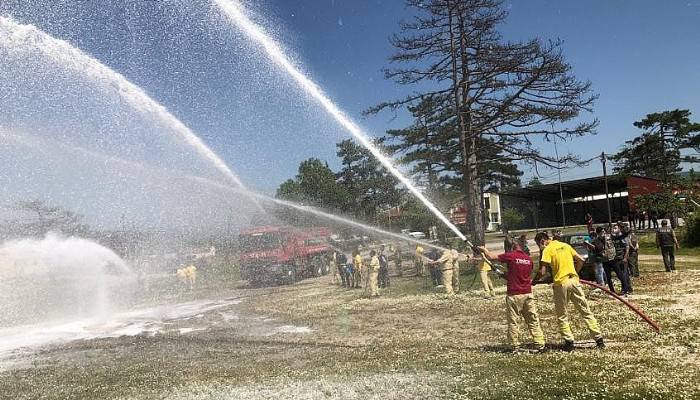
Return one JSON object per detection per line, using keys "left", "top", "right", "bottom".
{"left": 1, "top": 259, "right": 699, "bottom": 400}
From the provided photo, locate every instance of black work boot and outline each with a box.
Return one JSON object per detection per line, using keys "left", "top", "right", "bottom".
{"left": 563, "top": 340, "right": 575, "bottom": 352}
{"left": 596, "top": 337, "right": 606, "bottom": 349}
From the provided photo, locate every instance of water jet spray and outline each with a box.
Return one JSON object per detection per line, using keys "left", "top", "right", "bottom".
{"left": 211, "top": 0, "right": 468, "bottom": 242}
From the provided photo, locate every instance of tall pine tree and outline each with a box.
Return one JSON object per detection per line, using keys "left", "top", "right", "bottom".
{"left": 367, "top": 0, "right": 597, "bottom": 244}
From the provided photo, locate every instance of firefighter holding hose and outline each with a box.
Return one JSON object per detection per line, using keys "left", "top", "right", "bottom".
{"left": 535, "top": 231, "right": 605, "bottom": 352}
{"left": 479, "top": 242, "right": 545, "bottom": 353}
{"left": 429, "top": 244, "right": 456, "bottom": 295}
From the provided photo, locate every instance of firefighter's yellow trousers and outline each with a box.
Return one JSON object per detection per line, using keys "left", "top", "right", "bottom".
{"left": 506, "top": 293, "right": 545, "bottom": 348}
{"left": 442, "top": 268, "right": 454, "bottom": 295}
{"left": 480, "top": 270, "right": 494, "bottom": 296}
{"left": 552, "top": 276, "right": 602, "bottom": 342}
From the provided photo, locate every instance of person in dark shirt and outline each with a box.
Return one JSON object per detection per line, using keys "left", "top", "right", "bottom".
{"left": 584, "top": 226, "right": 607, "bottom": 286}
{"left": 337, "top": 252, "right": 349, "bottom": 287}
{"left": 611, "top": 224, "right": 633, "bottom": 295}
{"left": 479, "top": 242, "right": 545, "bottom": 353}
{"left": 656, "top": 219, "right": 680, "bottom": 272}
{"left": 585, "top": 213, "right": 594, "bottom": 233}
{"left": 425, "top": 248, "right": 442, "bottom": 286}
{"left": 378, "top": 245, "right": 390, "bottom": 288}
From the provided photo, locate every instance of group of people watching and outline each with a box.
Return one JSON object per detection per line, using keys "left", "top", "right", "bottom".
{"left": 331, "top": 244, "right": 404, "bottom": 297}
{"left": 584, "top": 218, "right": 679, "bottom": 296}
{"left": 584, "top": 223, "right": 638, "bottom": 296}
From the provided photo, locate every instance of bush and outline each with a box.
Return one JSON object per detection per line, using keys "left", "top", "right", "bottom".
{"left": 501, "top": 208, "right": 525, "bottom": 231}
{"left": 684, "top": 211, "right": 700, "bottom": 246}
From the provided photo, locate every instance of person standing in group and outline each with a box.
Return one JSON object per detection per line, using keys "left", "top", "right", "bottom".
{"left": 613, "top": 224, "right": 633, "bottom": 295}
{"left": 650, "top": 210, "right": 659, "bottom": 229}
{"left": 368, "top": 250, "right": 380, "bottom": 297}
{"left": 625, "top": 226, "right": 640, "bottom": 277}
{"left": 450, "top": 246, "right": 461, "bottom": 294}
{"left": 337, "top": 252, "right": 349, "bottom": 287}
{"left": 656, "top": 219, "right": 680, "bottom": 272}
{"left": 479, "top": 242, "right": 546, "bottom": 353}
{"left": 393, "top": 244, "right": 403, "bottom": 277}
{"left": 414, "top": 244, "right": 425, "bottom": 277}
{"left": 345, "top": 254, "right": 355, "bottom": 288}
{"left": 585, "top": 213, "right": 594, "bottom": 233}
{"left": 352, "top": 249, "right": 363, "bottom": 289}
{"left": 585, "top": 227, "right": 607, "bottom": 287}
{"left": 535, "top": 232, "right": 604, "bottom": 352}
{"left": 600, "top": 226, "right": 631, "bottom": 295}
{"left": 426, "top": 248, "right": 442, "bottom": 287}
{"left": 378, "top": 245, "right": 390, "bottom": 288}
{"left": 329, "top": 251, "right": 339, "bottom": 285}
{"left": 430, "top": 246, "right": 455, "bottom": 295}
{"left": 479, "top": 250, "right": 496, "bottom": 298}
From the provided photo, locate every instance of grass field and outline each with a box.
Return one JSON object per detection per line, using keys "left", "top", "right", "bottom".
{"left": 1, "top": 257, "right": 698, "bottom": 400}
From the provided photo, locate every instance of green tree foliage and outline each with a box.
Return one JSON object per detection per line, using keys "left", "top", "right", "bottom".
{"left": 612, "top": 109, "right": 700, "bottom": 183}
{"left": 684, "top": 211, "right": 700, "bottom": 246}
{"left": 336, "top": 139, "right": 403, "bottom": 221}
{"left": 527, "top": 177, "right": 543, "bottom": 187}
{"left": 501, "top": 208, "right": 525, "bottom": 231}
{"left": 275, "top": 158, "right": 350, "bottom": 210}
{"left": 634, "top": 191, "right": 688, "bottom": 219}
{"left": 385, "top": 96, "right": 523, "bottom": 195}
{"left": 367, "top": 0, "right": 597, "bottom": 244}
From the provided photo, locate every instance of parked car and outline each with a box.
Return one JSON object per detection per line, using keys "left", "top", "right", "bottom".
{"left": 559, "top": 233, "right": 596, "bottom": 282}
{"left": 401, "top": 229, "right": 426, "bottom": 239}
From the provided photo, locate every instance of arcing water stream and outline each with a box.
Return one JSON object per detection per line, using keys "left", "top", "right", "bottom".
{"left": 4, "top": 130, "right": 452, "bottom": 253}
{"left": 0, "top": 15, "right": 247, "bottom": 190}
{"left": 211, "top": 0, "right": 468, "bottom": 242}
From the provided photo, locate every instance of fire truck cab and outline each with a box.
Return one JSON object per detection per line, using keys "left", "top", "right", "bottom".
{"left": 238, "top": 226, "right": 332, "bottom": 286}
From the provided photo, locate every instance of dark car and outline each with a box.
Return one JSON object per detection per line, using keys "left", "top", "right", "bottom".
{"left": 559, "top": 233, "right": 596, "bottom": 281}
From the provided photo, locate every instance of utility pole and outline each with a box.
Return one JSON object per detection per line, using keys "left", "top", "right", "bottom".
{"left": 601, "top": 152, "right": 613, "bottom": 225}
{"left": 553, "top": 137, "right": 566, "bottom": 227}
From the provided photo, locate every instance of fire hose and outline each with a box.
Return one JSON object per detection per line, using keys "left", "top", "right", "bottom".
{"left": 462, "top": 240, "right": 661, "bottom": 334}
{"left": 578, "top": 279, "right": 661, "bottom": 333}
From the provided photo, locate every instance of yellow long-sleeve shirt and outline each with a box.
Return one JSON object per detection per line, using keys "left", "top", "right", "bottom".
{"left": 353, "top": 254, "right": 363, "bottom": 269}
{"left": 436, "top": 250, "right": 454, "bottom": 271}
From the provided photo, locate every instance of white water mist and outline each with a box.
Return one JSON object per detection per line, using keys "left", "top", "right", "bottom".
{"left": 0, "top": 233, "right": 132, "bottom": 326}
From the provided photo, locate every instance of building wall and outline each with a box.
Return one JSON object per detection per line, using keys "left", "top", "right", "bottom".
{"left": 500, "top": 194, "right": 630, "bottom": 230}
{"left": 483, "top": 193, "right": 501, "bottom": 231}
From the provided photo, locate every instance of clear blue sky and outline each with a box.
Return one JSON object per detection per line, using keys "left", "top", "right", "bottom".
{"left": 1, "top": 0, "right": 699, "bottom": 229}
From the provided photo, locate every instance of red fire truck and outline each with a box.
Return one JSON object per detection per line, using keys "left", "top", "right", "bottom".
{"left": 238, "top": 226, "right": 332, "bottom": 285}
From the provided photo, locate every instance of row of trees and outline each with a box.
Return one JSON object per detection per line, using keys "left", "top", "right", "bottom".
{"left": 276, "top": 140, "right": 402, "bottom": 223}
{"left": 276, "top": 0, "right": 698, "bottom": 241}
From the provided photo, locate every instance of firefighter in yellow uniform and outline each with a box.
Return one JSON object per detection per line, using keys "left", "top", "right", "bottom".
{"left": 368, "top": 250, "right": 380, "bottom": 297}
{"left": 480, "top": 259, "right": 495, "bottom": 297}
{"left": 536, "top": 231, "right": 605, "bottom": 351}
{"left": 415, "top": 245, "right": 425, "bottom": 276}
{"left": 329, "top": 251, "right": 339, "bottom": 285}
{"left": 431, "top": 248, "right": 455, "bottom": 295}
{"left": 352, "top": 250, "right": 364, "bottom": 289}
{"left": 177, "top": 265, "right": 197, "bottom": 290}
{"left": 451, "top": 248, "right": 461, "bottom": 294}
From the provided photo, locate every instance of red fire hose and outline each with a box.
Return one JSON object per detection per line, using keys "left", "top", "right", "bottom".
{"left": 579, "top": 279, "right": 661, "bottom": 333}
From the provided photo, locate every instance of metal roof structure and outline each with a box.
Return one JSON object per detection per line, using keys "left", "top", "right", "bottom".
{"left": 498, "top": 174, "right": 648, "bottom": 201}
